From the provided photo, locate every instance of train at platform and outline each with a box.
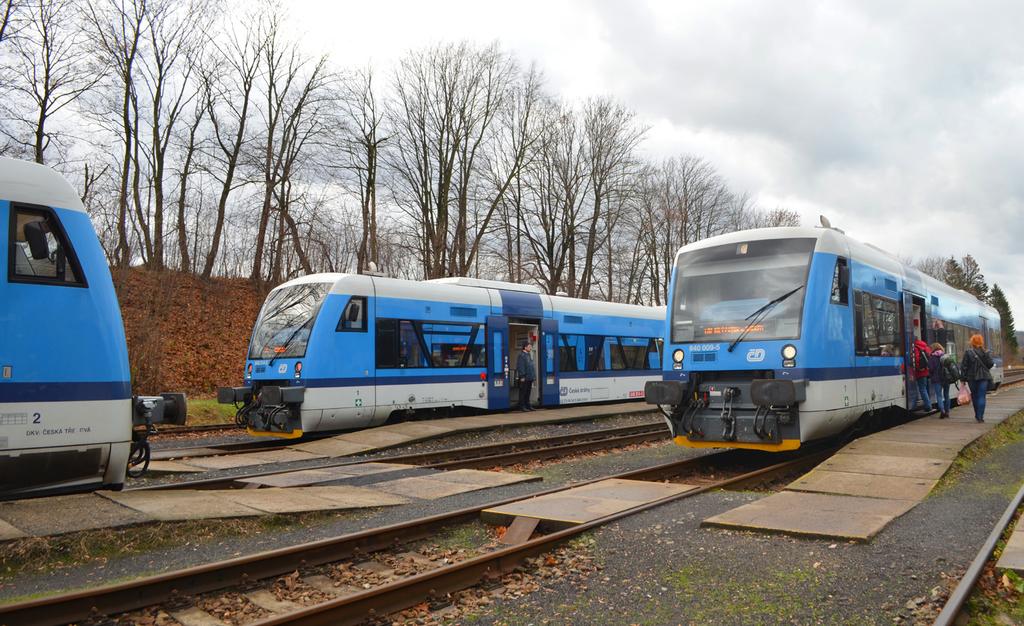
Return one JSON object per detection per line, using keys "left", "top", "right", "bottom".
{"left": 0, "top": 157, "right": 185, "bottom": 498}
{"left": 220, "top": 275, "right": 664, "bottom": 438}
{"left": 645, "top": 224, "right": 1004, "bottom": 452}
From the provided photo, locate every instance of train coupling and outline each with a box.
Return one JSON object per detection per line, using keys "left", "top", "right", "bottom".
{"left": 218, "top": 385, "right": 305, "bottom": 437}
{"left": 129, "top": 393, "right": 188, "bottom": 477}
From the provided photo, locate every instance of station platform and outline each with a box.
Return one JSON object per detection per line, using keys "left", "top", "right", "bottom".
{"left": 703, "top": 386, "right": 1024, "bottom": 541}
{"left": 0, "top": 465, "right": 538, "bottom": 539}
{"left": 148, "top": 401, "right": 655, "bottom": 473}
{"left": 481, "top": 478, "right": 697, "bottom": 532}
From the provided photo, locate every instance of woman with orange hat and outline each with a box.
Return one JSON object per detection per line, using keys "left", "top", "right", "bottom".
{"left": 959, "top": 334, "right": 995, "bottom": 422}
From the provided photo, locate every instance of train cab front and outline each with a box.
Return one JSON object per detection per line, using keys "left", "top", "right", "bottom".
{"left": 647, "top": 235, "right": 819, "bottom": 452}
{"left": 218, "top": 280, "right": 329, "bottom": 439}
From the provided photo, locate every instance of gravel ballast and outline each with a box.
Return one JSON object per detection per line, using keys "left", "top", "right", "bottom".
{"left": 464, "top": 417, "right": 1024, "bottom": 625}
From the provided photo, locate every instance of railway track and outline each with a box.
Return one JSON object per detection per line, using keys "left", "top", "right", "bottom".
{"left": 0, "top": 447, "right": 832, "bottom": 626}
{"left": 131, "top": 421, "right": 672, "bottom": 492}
{"left": 933, "top": 480, "right": 1024, "bottom": 626}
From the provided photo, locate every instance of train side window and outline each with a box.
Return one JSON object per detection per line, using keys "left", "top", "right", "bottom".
{"left": 8, "top": 205, "right": 85, "bottom": 286}
{"left": 375, "top": 319, "right": 399, "bottom": 368}
{"left": 854, "top": 290, "right": 902, "bottom": 357}
{"left": 559, "top": 335, "right": 580, "bottom": 372}
{"left": 830, "top": 257, "right": 849, "bottom": 305}
{"left": 336, "top": 296, "right": 367, "bottom": 332}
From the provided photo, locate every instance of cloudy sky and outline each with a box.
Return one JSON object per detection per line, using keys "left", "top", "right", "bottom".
{"left": 294, "top": 0, "right": 1024, "bottom": 316}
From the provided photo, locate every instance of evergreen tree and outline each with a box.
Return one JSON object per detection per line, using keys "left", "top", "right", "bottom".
{"left": 944, "top": 257, "right": 968, "bottom": 291}
{"left": 942, "top": 255, "right": 988, "bottom": 300}
{"left": 988, "top": 284, "right": 1019, "bottom": 357}
{"left": 959, "top": 255, "right": 989, "bottom": 300}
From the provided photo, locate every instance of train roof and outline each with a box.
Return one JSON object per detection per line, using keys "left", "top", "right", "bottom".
{"left": 271, "top": 272, "right": 663, "bottom": 319}
{"left": 0, "top": 157, "right": 85, "bottom": 212}
{"left": 674, "top": 226, "right": 996, "bottom": 314}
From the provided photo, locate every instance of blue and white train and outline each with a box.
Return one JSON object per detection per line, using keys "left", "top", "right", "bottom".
{"left": 645, "top": 225, "right": 1004, "bottom": 451}
{"left": 0, "top": 157, "right": 184, "bottom": 498}
{"left": 220, "top": 275, "right": 664, "bottom": 437}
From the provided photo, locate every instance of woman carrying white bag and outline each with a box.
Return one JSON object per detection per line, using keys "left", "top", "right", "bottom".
{"left": 959, "top": 334, "right": 995, "bottom": 423}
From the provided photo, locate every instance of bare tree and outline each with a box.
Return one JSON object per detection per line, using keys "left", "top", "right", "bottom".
{"left": 338, "top": 66, "right": 386, "bottom": 273}
{"left": 520, "top": 101, "right": 589, "bottom": 295}
{"left": 3, "top": 0, "right": 97, "bottom": 163}
{"left": 0, "top": 0, "right": 20, "bottom": 44}
{"left": 387, "top": 42, "right": 521, "bottom": 279}
{"left": 577, "top": 97, "right": 646, "bottom": 297}
{"left": 138, "top": 0, "right": 210, "bottom": 269}
{"left": 201, "top": 15, "right": 262, "bottom": 278}
{"left": 88, "top": 0, "right": 146, "bottom": 266}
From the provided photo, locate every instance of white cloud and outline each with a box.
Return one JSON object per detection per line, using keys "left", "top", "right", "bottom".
{"left": 293, "top": 0, "right": 1024, "bottom": 315}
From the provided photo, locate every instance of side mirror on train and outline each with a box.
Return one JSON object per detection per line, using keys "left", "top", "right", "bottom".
{"left": 23, "top": 221, "right": 50, "bottom": 260}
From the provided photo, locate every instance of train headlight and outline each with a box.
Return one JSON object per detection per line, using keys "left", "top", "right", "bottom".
{"left": 673, "top": 349, "right": 685, "bottom": 364}
{"left": 246, "top": 363, "right": 252, "bottom": 379}
{"left": 781, "top": 344, "right": 797, "bottom": 368}
{"left": 295, "top": 362, "right": 302, "bottom": 379}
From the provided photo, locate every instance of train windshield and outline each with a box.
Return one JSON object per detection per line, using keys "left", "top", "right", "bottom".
{"left": 671, "top": 238, "right": 816, "bottom": 343}
{"left": 248, "top": 282, "right": 331, "bottom": 359}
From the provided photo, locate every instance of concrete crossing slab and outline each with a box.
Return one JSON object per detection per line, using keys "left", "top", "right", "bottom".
{"left": 374, "top": 469, "right": 537, "bottom": 500}
{"left": 0, "top": 519, "right": 27, "bottom": 541}
{"left": 372, "top": 422, "right": 457, "bottom": 438}
{"left": 788, "top": 469, "right": 936, "bottom": 500}
{"left": 289, "top": 438, "right": 375, "bottom": 457}
{"left": 481, "top": 479, "right": 696, "bottom": 527}
{"left": 150, "top": 447, "right": 225, "bottom": 461}
{"left": 145, "top": 460, "right": 207, "bottom": 474}
{"left": 332, "top": 430, "right": 417, "bottom": 447}
{"left": 236, "top": 463, "right": 417, "bottom": 488}
{"left": 0, "top": 493, "right": 150, "bottom": 535}
{"left": 997, "top": 530, "right": 1024, "bottom": 573}
{"left": 100, "top": 485, "right": 410, "bottom": 520}
{"left": 816, "top": 453, "right": 950, "bottom": 479}
{"left": 703, "top": 491, "right": 917, "bottom": 541}
{"left": 99, "top": 490, "right": 265, "bottom": 520}
{"left": 841, "top": 440, "right": 960, "bottom": 460}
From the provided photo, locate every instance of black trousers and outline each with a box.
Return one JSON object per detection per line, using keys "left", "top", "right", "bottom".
{"left": 518, "top": 379, "right": 533, "bottom": 409}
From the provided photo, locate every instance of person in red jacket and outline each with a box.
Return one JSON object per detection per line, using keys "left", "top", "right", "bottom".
{"left": 911, "top": 339, "right": 932, "bottom": 411}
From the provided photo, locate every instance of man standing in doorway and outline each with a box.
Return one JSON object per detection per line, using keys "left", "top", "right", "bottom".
{"left": 516, "top": 341, "right": 536, "bottom": 411}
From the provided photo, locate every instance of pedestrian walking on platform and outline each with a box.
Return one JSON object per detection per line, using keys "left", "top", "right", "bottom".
{"left": 930, "top": 342, "right": 955, "bottom": 418}
{"left": 960, "top": 334, "right": 995, "bottom": 422}
{"left": 911, "top": 338, "right": 932, "bottom": 411}
{"left": 516, "top": 341, "right": 536, "bottom": 411}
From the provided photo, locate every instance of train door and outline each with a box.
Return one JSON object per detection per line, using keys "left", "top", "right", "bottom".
{"left": 485, "top": 315, "right": 510, "bottom": 410}
{"left": 902, "top": 292, "right": 927, "bottom": 407}
{"left": 508, "top": 322, "right": 540, "bottom": 407}
{"left": 540, "top": 318, "right": 559, "bottom": 407}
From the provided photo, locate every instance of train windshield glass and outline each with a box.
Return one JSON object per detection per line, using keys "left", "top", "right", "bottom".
{"left": 671, "top": 238, "right": 816, "bottom": 343}
{"left": 249, "top": 282, "right": 331, "bottom": 359}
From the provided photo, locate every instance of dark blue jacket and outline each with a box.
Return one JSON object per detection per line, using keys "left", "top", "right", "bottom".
{"left": 515, "top": 350, "right": 536, "bottom": 381}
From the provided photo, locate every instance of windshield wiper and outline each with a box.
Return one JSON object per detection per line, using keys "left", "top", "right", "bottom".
{"left": 726, "top": 285, "right": 804, "bottom": 353}
{"left": 268, "top": 319, "right": 311, "bottom": 365}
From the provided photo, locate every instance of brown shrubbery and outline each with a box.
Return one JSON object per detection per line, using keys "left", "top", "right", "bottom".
{"left": 112, "top": 268, "right": 263, "bottom": 396}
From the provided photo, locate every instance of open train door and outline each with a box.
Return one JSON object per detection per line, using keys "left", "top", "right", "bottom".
{"left": 540, "top": 318, "right": 559, "bottom": 407}
{"left": 486, "top": 315, "right": 511, "bottom": 410}
{"left": 902, "top": 290, "right": 925, "bottom": 409}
